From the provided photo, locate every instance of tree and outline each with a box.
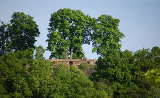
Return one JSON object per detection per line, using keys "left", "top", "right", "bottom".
{"left": 34, "top": 45, "right": 45, "bottom": 59}
{"left": 151, "top": 46, "right": 160, "bottom": 67}
{"left": 47, "top": 8, "right": 93, "bottom": 59}
{"left": 91, "top": 15, "right": 124, "bottom": 57}
{"left": 151, "top": 46, "right": 160, "bottom": 56}
{"left": 90, "top": 15, "right": 134, "bottom": 97}
{"left": 133, "top": 49, "right": 154, "bottom": 72}
{"left": 0, "top": 50, "right": 54, "bottom": 98}
{"left": 91, "top": 15, "right": 126, "bottom": 82}
{"left": 0, "top": 21, "right": 11, "bottom": 56}
{"left": 8, "top": 12, "right": 40, "bottom": 51}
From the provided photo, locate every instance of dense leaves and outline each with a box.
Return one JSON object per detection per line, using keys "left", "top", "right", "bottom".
{"left": 9, "top": 12, "right": 40, "bottom": 51}
{"left": 0, "top": 22, "right": 11, "bottom": 55}
{"left": 91, "top": 15, "right": 124, "bottom": 56}
{"left": 34, "top": 46, "right": 45, "bottom": 60}
{"left": 0, "top": 49, "right": 34, "bottom": 97}
{"left": 51, "top": 64, "right": 108, "bottom": 98}
{"left": 0, "top": 12, "right": 40, "bottom": 55}
{"left": 0, "top": 50, "right": 108, "bottom": 98}
{"left": 47, "top": 8, "right": 93, "bottom": 59}
{"left": 91, "top": 47, "right": 160, "bottom": 97}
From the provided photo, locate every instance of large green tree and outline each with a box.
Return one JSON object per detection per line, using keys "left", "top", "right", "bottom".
{"left": 91, "top": 15, "right": 124, "bottom": 56}
{"left": 0, "top": 12, "right": 40, "bottom": 56}
{"left": 47, "top": 8, "right": 93, "bottom": 59}
{"left": 8, "top": 12, "right": 40, "bottom": 51}
{"left": 91, "top": 15, "right": 133, "bottom": 97}
{"left": 91, "top": 15, "right": 125, "bottom": 81}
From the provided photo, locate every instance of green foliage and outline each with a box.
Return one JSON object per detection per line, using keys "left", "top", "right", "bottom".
{"left": 94, "top": 82, "right": 113, "bottom": 97}
{"left": 90, "top": 15, "right": 131, "bottom": 97}
{"left": 47, "top": 8, "right": 93, "bottom": 59}
{"left": 0, "top": 50, "right": 108, "bottom": 98}
{"left": 27, "top": 60, "right": 54, "bottom": 98}
{"left": 79, "top": 63, "right": 95, "bottom": 75}
{"left": 151, "top": 46, "right": 160, "bottom": 56}
{"left": 0, "top": 12, "right": 40, "bottom": 56}
{"left": 92, "top": 56, "right": 132, "bottom": 85}
{"left": 91, "top": 46, "right": 160, "bottom": 97}
{"left": 89, "top": 10, "right": 160, "bottom": 98}
{"left": 151, "top": 46, "right": 160, "bottom": 67}
{"left": 0, "top": 21, "right": 11, "bottom": 56}
{"left": 79, "top": 63, "right": 90, "bottom": 71}
{"left": 133, "top": 49, "right": 153, "bottom": 72}
{"left": 0, "top": 50, "right": 53, "bottom": 98}
{"left": 145, "top": 68, "right": 160, "bottom": 86}
{"left": 34, "top": 45, "right": 45, "bottom": 60}
{"left": 51, "top": 64, "right": 108, "bottom": 98}
{"left": 0, "top": 49, "right": 33, "bottom": 97}
{"left": 9, "top": 12, "right": 40, "bottom": 51}
{"left": 1, "top": 9, "right": 160, "bottom": 98}
{"left": 92, "top": 15, "right": 124, "bottom": 56}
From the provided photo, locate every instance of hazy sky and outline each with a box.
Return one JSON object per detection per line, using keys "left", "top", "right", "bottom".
{"left": 0, "top": 0, "right": 160, "bottom": 59}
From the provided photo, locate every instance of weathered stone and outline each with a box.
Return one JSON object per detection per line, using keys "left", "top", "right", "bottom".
{"left": 48, "top": 59, "right": 97, "bottom": 66}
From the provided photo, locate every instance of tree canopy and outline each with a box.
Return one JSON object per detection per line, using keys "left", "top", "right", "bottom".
{"left": 34, "top": 45, "right": 45, "bottom": 60}
{"left": 0, "top": 21, "right": 10, "bottom": 55}
{"left": 9, "top": 12, "right": 40, "bottom": 51}
{"left": 91, "top": 15, "right": 124, "bottom": 56}
{"left": 0, "top": 50, "right": 108, "bottom": 98}
{"left": 47, "top": 8, "right": 93, "bottom": 59}
{"left": 0, "top": 12, "right": 40, "bottom": 56}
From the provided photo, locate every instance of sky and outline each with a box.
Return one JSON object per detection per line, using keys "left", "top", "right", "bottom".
{"left": 0, "top": 0, "right": 160, "bottom": 59}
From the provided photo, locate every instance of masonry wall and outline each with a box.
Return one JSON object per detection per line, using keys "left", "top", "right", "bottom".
{"left": 49, "top": 59, "right": 97, "bottom": 66}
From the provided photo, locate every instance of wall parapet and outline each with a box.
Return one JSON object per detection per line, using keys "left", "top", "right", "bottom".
{"left": 48, "top": 59, "right": 97, "bottom": 66}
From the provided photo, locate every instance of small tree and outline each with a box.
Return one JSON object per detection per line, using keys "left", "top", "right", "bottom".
{"left": 34, "top": 45, "right": 45, "bottom": 60}
{"left": 0, "top": 21, "right": 11, "bottom": 56}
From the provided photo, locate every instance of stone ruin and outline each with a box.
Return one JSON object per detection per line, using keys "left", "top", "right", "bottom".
{"left": 49, "top": 59, "right": 97, "bottom": 66}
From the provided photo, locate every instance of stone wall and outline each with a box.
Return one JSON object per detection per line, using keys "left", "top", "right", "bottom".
{"left": 48, "top": 59, "right": 97, "bottom": 66}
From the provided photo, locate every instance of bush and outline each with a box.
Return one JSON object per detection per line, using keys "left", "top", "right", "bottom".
{"left": 79, "top": 63, "right": 95, "bottom": 76}
{"left": 0, "top": 50, "right": 54, "bottom": 98}
{"left": 0, "top": 50, "right": 109, "bottom": 98}
{"left": 51, "top": 64, "right": 108, "bottom": 98}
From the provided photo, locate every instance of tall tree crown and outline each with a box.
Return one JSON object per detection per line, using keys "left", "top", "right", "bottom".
{"left": 47, "top": 8, "right": 93, "bottom": 59}
{"left": 9, "top": 12, "right": 40, "bottom": 51}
